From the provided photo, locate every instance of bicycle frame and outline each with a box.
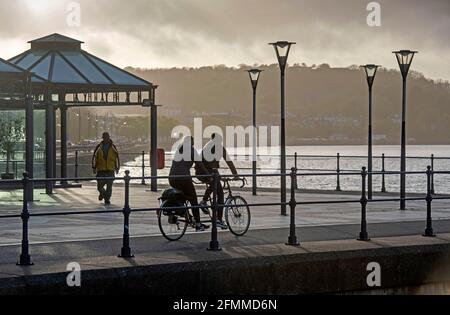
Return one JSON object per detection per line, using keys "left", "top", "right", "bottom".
{"left": 200, "top": 177, "right": 246, "bottom": 205}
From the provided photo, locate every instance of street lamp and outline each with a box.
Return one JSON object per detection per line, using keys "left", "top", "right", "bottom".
{"left": 270, "top": 41, "right": 295, "bottom": 216}
{"left": 247, "top": 69, "right": 263, "bottom": 196}
{"left": 393, "top": 50, "right": 417, "bottom": 210}
{"left": 361, "top": 64, "right": 380, "bottom": 200}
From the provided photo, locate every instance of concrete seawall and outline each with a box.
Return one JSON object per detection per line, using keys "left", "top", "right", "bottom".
{"left": 1, "top": 235, "right": 450, "bottom": 295}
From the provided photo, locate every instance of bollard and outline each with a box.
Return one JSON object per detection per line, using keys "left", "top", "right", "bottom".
{"left": 119, "top": 170, "right": 134, "bottom": 258}
{"left": 423, "top": 166, "right": 436, "bottom": 237}
{"left": 381, "top": 153, "right": 387, "bottom": 193}
{"left": 336, "top": 153, "right": 341, "bottom": 191}
{"left": 208, "top": 169, "right": 221, "bottom": 251}
{"left": 286, "top": 168, "right": 300, "bottom": 246}
{"left": 358, "top": 167, "right": 370, "bottom": 241}
{"left": 431, "top": 154, "right": 435, "bottom": 195}
{"left": 74, "top": 150, "right": 79, "bottom": 183}
{"left": 17, "top": 172, "right": 33, "bottom": 266}
{"left": 141, "top": 151, "right": 146, "bottom": 185}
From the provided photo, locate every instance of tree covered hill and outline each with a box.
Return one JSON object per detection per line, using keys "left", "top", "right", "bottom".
{"left": 125, "top": 64, "right": 450, "bottom": 145}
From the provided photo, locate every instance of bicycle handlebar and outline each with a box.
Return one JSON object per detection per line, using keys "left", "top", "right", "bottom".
{"left": 192, "top": 177, "right": 247, "bottom": 189}
{"left": 222, "top": 177, "right": 247, "bottom": 189}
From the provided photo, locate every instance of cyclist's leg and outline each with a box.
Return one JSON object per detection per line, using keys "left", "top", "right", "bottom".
{"left": 169, "top": 179, "right": 199, "bottom": 220}
{"left": 180, "top": 180, "right": 201, "bottom": 223}
{"left": 202, "top": 186, "right": 212, "bottom": 203}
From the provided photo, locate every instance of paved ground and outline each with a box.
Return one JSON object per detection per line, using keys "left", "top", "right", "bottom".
{"left": 2, "top": 220, "right": 450, "bottom": 265}
{"left": 0, "top": 182, "right": 449, "bottom": 245}
{"left": 1, "top": 229, "right": 450, "bottom": 282}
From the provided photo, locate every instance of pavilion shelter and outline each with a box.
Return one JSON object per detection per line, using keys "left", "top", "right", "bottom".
{"left": 0, "top": 58, "right": 49, "bottom": 199}
{"left": 7, "top": 34, "right": 159, "bottom": 194}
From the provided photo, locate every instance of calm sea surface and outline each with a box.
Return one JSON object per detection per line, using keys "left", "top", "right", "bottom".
{"left": 124, "top": 145, "right": 450, "bottom": 194}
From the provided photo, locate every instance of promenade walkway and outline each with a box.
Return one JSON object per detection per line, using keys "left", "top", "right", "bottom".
{"left": 0, "top": 183, "right": 449, "bottom": 245}
{"left": 1, "top": 227, "right": 450, "bottom": 294}
{"left": 1, "top": 183, "right": 450, "bottom": 294}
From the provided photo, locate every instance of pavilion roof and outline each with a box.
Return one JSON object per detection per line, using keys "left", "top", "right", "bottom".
{"left": 0, "top": 57, "right": 46, "bottom": 82}
{"left": 0, "top": 57, "right": 25, "bottom": 74}
{"left": 8, "top": 33, "right": 153, "bottom": 93}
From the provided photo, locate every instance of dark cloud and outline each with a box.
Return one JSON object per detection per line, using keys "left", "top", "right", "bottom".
{"left": 0, "top": 0, "right": 448, "bottom": 80}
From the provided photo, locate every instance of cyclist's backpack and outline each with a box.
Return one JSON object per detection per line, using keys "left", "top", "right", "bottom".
{"left": 160, "top": 188, "right": 188, "bottom": 216}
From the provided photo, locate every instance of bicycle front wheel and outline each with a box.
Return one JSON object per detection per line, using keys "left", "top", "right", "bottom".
{"left": 225, "top": 196, "right": 251, "bottom": 236}
{"left": 157, "top": 208, "right": 189, "bottom": 241}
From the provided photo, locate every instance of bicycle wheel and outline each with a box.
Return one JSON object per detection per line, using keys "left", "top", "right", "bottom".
{"left": 225, "top": 196, "right": 251, "bottom": 236}
{"left": 157, "top": 206, "right": 189, "bottom": 242}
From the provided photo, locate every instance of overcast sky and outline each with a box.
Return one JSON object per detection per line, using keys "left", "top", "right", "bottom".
{"left": 1, "top": 0, "right": 449, "bottom": 80}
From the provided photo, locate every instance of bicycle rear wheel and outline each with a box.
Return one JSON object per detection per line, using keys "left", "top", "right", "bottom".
{"left": 225, "top": 196, "right": 251, "bottom": 236}
{"left": 157, "top": 207, "right": 189, "bottom": 241}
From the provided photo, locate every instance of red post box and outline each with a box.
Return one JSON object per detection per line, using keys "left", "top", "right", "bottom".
{"left": 157, "top": 148, "right": 165, "bottom": 170}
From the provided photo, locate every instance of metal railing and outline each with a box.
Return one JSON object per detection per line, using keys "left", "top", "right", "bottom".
{"left": 0, "top": 165, "right": 449, "bottom": 266}
{"left": 2, "top": 151, "right": 447, "bottom": 194}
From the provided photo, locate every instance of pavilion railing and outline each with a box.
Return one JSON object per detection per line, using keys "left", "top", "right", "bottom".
{"left": 0, "top": 167, "right": 449, "bottom": 265}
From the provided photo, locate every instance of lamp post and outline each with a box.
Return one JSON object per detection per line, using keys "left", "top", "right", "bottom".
{"left": 247, "top": 69, "right": 262, "bottom": 196}
{"left": 76, "top": 109, "right": 81, "bottom": 144}
{"left": 393, "top": 50, "right": 417, "bottom": 210}
{"left": 87, "top": 113, "right": 91, "bottom": 140}
{"left": 361, "top": 64, "right": 380, "bottom": 200}
{"left": 270, "top": 41, "right": 295, "bottom": 216}
{"left": 95, "top": 115, "right": 99, "bottom": 139}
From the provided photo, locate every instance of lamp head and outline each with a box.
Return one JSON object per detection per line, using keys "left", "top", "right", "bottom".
{"left": 393, "top": 50, "right": 417, "bottom": 78}
{"left": 361, "top": 64, "right": 381, "bottom": 87}
{"left": 247, "top": 69, "right": 263, "bottom": 90}
{"left": 269, "top": 41, "right": 296, "bottom": 70}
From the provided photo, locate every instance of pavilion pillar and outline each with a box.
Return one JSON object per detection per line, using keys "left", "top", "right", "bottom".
{"left": 60, "top": 96, "right": 68, "bottom": 186}
{"left": 45, "top": 91, "right": 54, "bottom": 194}
{"left": 24, "top": 75, "right": 34, "bottom": 202}
{"left": 150, "top": 104, "right": 158, "bottom": 192}
{"left": 53, "top": 106, "right": 57, "bottom": 180}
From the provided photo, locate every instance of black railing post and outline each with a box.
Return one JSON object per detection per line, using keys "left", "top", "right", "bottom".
{"left": 208, "top": 169, "right": 221, "bottom": 251}
{"left": 423, "top": 166, "right": 436, "bottom": 237}
{"left": 381, "top": 153, "right": 387, "bottom": 193}
{"left": 141, "top": 151, "right": 146, "bottom": 185}
{"left": 286, "top": 168, "right": 300, "bottom": 246}
{"left": 294, "top": 153, "right": 299, "bottom": 190}
{"left": 431, "top": 154, "right": 435, "bottom": 195}
{"left": 358, "top": 167, "right": 370, "bottom": 241}
{"left": 119, "top": 170, "right": 134, "bottom": 258}
{"left": 74, "top": 150, "right": 79, "bottom": 183}
{"left": 336, "top": 153, "right": 341, "bottom": 191}
{"left": 17, "top": 172, "right": 33, "bottom": 266}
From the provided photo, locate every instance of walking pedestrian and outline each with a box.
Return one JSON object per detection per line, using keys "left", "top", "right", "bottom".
{"left": 92, "top": 132, "right": 120, "bottom": 205}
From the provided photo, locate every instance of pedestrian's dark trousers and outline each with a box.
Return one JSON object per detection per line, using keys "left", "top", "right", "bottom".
{"left": 202, "top": 181, "right": 225, "bottom": 220}
{"left": 97, "top": 171, "right": 115, "bottom": 202}
{"left": 169, "top": 179, "right": 201, "bottom": 223}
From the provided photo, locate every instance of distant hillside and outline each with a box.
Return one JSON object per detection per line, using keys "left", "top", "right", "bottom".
{"left": 125, "top": 64, "right": 450, "bottom": 145}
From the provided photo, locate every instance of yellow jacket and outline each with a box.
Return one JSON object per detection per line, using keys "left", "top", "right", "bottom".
{"left": 92, "top": 141, "right": 120, "bottom": 172}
